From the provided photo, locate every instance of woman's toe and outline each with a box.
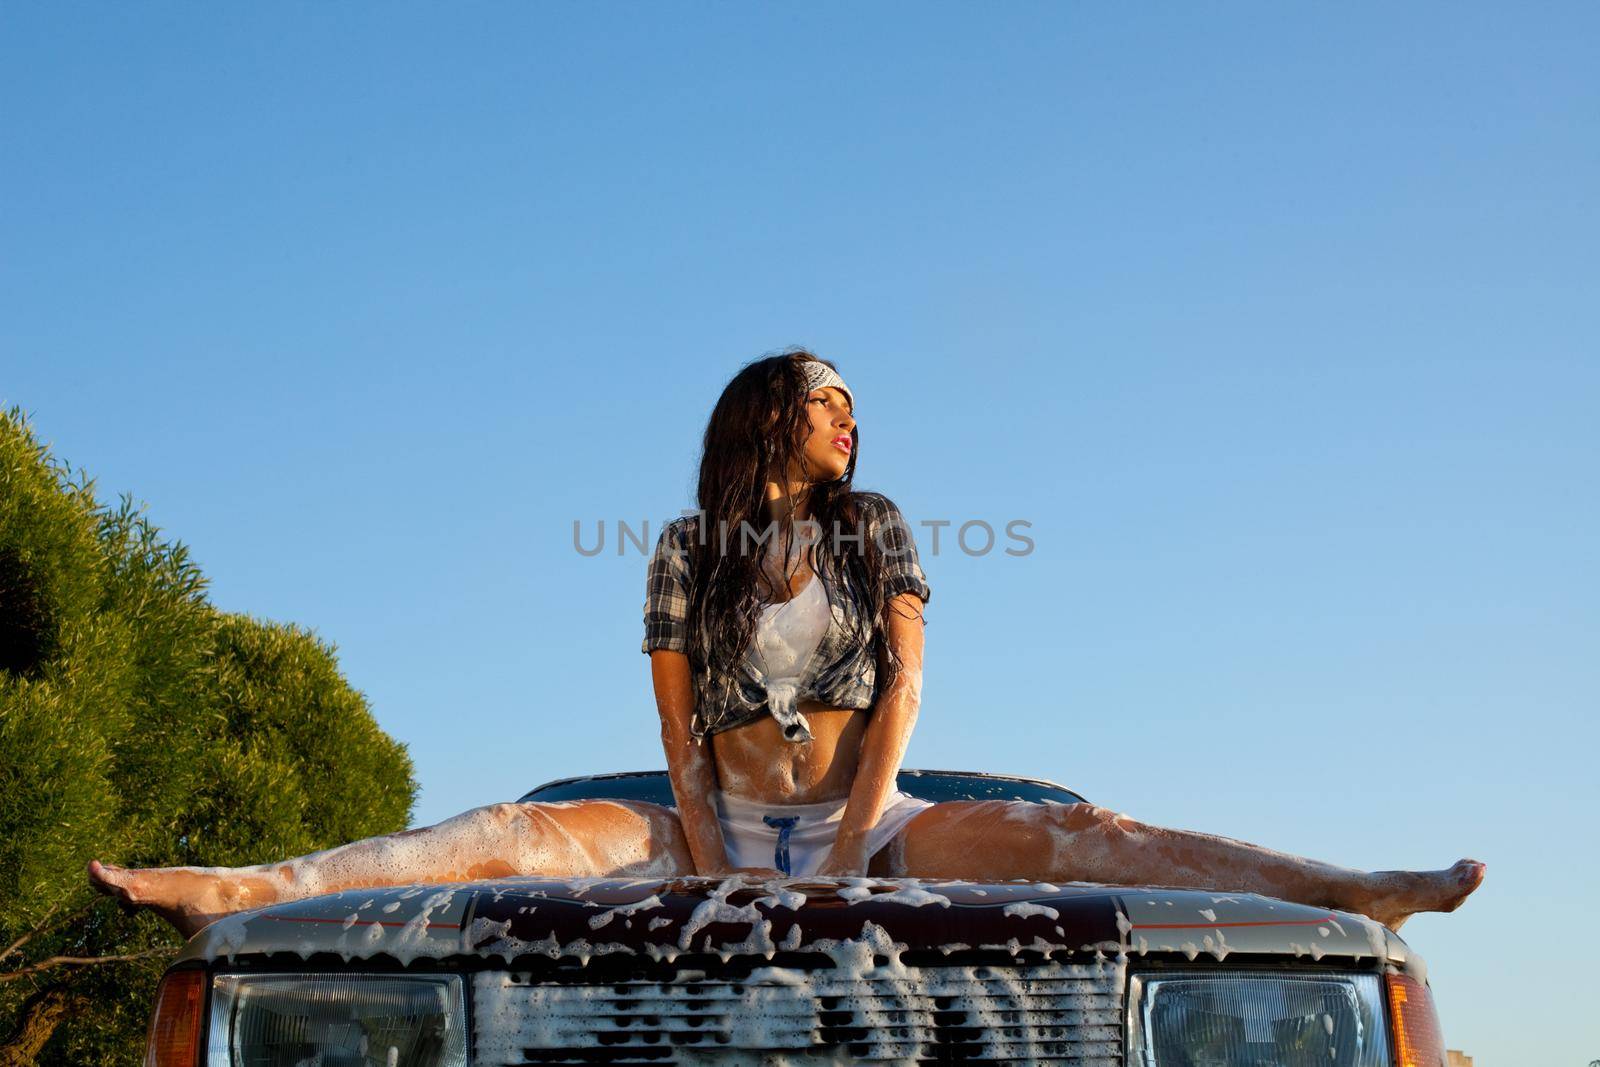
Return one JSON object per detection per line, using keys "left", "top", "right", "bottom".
{"left": 1444, "top": 859, "right": 1486, "bottom": 907}
{"left": 88, "top": 859, "right": 121, "bottom": 891}
{"left": 88, "top": 860, "right": 143, "bottom": 904}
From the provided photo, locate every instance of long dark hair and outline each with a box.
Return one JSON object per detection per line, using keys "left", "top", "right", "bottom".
{"left": 685, "top": 349, "right": 906, "bottom": 715}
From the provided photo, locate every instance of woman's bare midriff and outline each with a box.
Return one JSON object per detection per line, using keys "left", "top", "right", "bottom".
{"left": 710, "top": 700, "right": 867, "bottom": 805}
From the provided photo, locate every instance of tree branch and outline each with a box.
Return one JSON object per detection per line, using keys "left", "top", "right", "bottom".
{"left": 0, "top": 902, "right": 61, "bottom": 965}
{"left": 0, "top": 949, "right": 170, "bottom": 984}
{"left": 0, "top": 899, "right": 98, "bottom": 966}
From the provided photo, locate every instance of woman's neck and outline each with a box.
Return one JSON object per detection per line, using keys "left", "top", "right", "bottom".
{"left": 761, "top": 478, "right": 813, "bottom": 526}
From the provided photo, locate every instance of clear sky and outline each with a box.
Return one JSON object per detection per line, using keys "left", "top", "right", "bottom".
{"left": 3, "top": 4, "right": 1596, "bottom": 1062}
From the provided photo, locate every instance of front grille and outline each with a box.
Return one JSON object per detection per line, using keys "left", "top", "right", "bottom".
{"left": 473, "top": 960, "right": 1125, "bottom": 1065}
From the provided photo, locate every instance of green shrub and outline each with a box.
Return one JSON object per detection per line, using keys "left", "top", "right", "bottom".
{"left": 0, "top": 408, "right": 418, "bottom": 1063}
{"left": 184, "top": 615, "right": 416, "bottom": 868}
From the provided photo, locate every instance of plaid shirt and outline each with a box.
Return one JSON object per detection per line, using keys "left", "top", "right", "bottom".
{"left": 641, "top": 492, "right": 931, "bottom": 740}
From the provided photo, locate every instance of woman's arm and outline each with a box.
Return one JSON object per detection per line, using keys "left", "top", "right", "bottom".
{"left": 815, "top": 590, "right": 925, "bottom": 876}
{"left": 650, "top": 648, "right": 735, "bottom": 875}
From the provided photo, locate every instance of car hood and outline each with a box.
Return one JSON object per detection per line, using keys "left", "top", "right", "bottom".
{"left": 176, "top": 875, "right": 1418, "bottom": 977}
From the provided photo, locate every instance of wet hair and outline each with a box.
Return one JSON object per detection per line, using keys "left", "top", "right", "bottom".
{"left": 685, "top": 348, "right": 909, "bottom": 715}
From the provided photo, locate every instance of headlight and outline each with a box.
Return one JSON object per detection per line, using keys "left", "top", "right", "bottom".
{"left": 1128, "top": 970, "right": 1391, "bottom": 1067}
{"left": 207, "top": 974, "right": 467, "bottom": 1067}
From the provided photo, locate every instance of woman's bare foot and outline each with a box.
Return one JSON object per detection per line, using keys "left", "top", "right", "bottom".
{"left": 1353, "top": 859, "right": 1486, "bottom": 932}
{"left": 88, "top": 859, "right": 234, "bottom": 938}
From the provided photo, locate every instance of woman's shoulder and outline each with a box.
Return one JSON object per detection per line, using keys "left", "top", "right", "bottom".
{"left": 846, "top": 490, "right": 909, "bottom": 525}
{"left": 646, "top": 514, "right": 700, "bottom": 569}
{"left": 657, "top": 512, "right": 701, "bottom": 542}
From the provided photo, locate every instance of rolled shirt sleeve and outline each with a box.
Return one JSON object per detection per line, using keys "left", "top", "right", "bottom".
{"left": 641, "top": 519, "right": 693, "bottom": 654}
{"left": 862, "top": 493, "right": 931, "bottom": 606}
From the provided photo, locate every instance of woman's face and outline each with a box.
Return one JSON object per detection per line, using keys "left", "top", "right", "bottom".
{"left": 792, "top": 385, "right": 855, "bottom": 485}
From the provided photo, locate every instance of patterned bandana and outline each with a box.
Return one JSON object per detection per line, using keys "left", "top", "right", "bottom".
{"left": 800, "top": 360, "right": 853, "bottom": 411}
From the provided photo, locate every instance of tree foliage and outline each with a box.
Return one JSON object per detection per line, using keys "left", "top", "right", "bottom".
{"left": 0, "top": 407, "right": 417, "bottom": 1063}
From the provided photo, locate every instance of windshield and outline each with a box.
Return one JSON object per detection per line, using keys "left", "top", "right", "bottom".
{"left": 518, "top": 770, "right": 1086, "bottom": 806}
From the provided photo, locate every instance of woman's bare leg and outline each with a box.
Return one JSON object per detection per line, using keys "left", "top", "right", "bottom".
{"left": 89, "top": 800, "right": 692, "bottom": 937}
{"left": 881, "top": 801, "right": 1484, "bottom": 931}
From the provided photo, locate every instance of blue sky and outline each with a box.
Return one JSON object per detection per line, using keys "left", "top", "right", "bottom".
{"left": 3, "top": 4, "right": 1596, "bottom": 1062}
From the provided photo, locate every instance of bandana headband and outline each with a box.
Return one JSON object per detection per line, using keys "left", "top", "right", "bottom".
{"left": 800, "top": 360, "right": 853, "bottom": 412}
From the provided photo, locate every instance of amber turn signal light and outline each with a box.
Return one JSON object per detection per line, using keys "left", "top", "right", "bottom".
{"left": 1386, "top": 971, "right": 1446, "bottom": 1067}
{"left": 145, "top": 968, "right": 205, "bottom": 1067}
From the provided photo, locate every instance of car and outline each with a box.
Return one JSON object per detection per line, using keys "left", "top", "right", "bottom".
{"left": 143, "top": 770, "right": 1451, "bottom": 1065}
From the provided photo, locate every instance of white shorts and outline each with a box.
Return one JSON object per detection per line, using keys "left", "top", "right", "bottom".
{"left": 714, "top": 789, "right": 935, "bottom": 877}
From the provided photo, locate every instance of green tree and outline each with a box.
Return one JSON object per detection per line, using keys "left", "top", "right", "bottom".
{"left": 0, "top": 408, "right": 417, "bottom": 1063}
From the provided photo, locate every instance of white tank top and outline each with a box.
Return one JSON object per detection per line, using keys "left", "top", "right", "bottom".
{"left": 751, "top": 571, "right": 831, "bottom": 683}
{"left": 748, "top": 547, "right": 833, "bottom": 741}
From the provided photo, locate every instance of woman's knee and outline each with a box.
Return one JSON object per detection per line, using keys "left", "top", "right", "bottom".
{"left": 422, "top": 801, "right": 526, "bottom": 840}
{"left": 473, "top": 802, "right": 532, "bottom": 831}
{"left": 1049, "top": 802, "right": 1141, "bottom": 836}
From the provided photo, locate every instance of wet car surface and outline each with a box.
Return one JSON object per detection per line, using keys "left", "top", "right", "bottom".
{"left": 147, "top": 771, "right": 1451, "bottom": 1065}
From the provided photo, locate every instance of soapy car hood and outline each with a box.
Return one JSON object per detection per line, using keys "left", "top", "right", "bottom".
{"left": 176, "top": 874, "right": 1417, "bottom": 976}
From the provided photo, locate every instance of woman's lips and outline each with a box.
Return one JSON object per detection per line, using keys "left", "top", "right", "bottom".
{"left": 831, "top": 435, "right": 852, "bottom": 453}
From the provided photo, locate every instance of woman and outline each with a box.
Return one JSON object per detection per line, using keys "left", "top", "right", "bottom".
{"left": 90, "top": 349, "right": 1484, "bottom": 937}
